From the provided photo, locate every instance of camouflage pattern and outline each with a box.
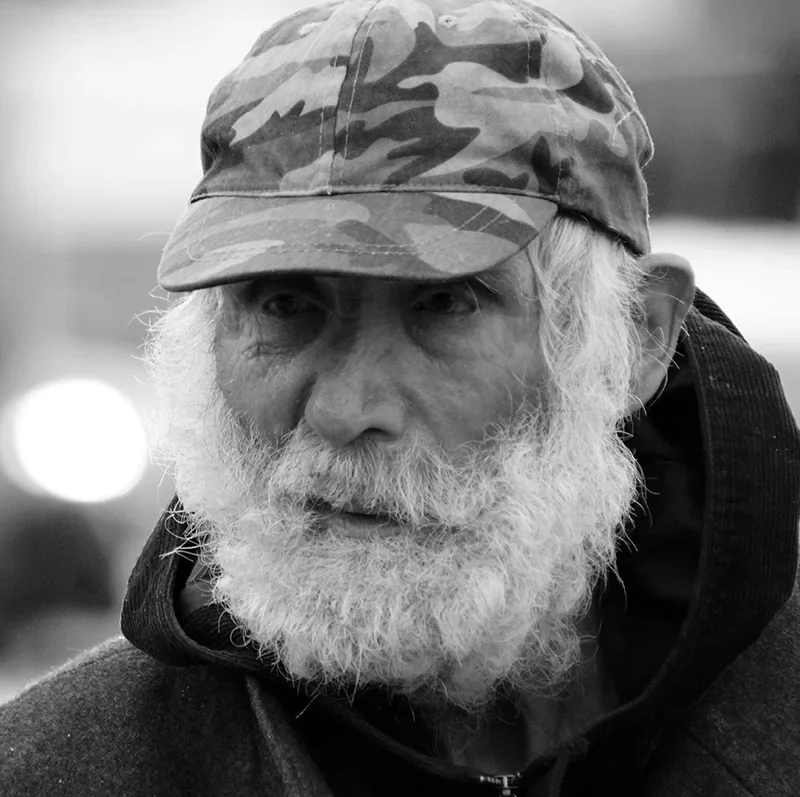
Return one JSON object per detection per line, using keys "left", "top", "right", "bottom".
{"left": 158, "top": 0, "right": 653, "bottom": 292}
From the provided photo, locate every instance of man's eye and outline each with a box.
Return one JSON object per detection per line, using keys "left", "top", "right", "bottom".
{"left": 261, "top": 293, "right": 321, "bottom": 318}
{"left": 414, "top": 289, "right": 476, "bottom": 316}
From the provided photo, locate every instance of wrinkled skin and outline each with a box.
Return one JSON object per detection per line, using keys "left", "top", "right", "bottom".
{"left": 215, "top": 249, "right": 544, "bottom": 456}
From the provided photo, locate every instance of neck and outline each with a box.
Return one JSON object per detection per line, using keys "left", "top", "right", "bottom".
{"left": 431, "top": 619, "right": 618, "bottom": 774}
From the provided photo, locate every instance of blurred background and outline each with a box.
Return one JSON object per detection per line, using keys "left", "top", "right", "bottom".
{"left": 0, "top": 0, "right": 798, "bottom": 701}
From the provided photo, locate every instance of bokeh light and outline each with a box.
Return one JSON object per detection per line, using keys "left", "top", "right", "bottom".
{"left": 1, "top": 379, "right": 147, "bottom": 503}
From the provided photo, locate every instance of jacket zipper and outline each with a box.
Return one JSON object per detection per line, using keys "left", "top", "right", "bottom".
{"left": 478, "top": 773, "right": 521, "bottom": 796}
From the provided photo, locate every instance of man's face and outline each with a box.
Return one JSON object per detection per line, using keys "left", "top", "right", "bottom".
{"left": 215, "top": 250, "right": 544, "bottom": 534}
{"left": 150, "top": 244, "right": 640, "bottom": 709}
{"left": 216, "top": 253, "right": 543, "bottom": 448}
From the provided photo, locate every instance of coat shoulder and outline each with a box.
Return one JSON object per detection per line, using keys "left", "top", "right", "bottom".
{"left": 0, "top": 637, "right": 260, "bottom": 796}
{"left": 643, "top": 580, "right": 800, "bottom": 796}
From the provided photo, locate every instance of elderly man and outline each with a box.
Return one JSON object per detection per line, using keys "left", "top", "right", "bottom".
{"left": 2, "top": 1, "right": 799, "bottom": 794}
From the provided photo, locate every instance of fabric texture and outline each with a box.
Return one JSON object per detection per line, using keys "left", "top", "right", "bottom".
{"left": 158, "top": 0, "right": 653, "bottom": 291}
{"left": 2, "top": 290, "right": 799, "bottom": 796}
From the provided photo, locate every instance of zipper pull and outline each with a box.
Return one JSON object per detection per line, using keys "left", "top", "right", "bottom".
{"left": 478, "top": 773, "right": 521, "bottom": 796}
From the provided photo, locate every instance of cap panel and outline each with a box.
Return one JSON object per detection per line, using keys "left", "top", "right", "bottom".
{"left": 196, "top": 1, "right": 374, "bottom": 197}
{"left": 332, "top": 0, "right": 551, "bottom": 192}
{"left": 328, "top": 0, "right": 650, "bottom": 248}
{"left": 509, "top": 0, "right": 652, "bottom": 250}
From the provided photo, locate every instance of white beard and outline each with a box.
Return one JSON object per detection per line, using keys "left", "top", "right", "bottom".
{"left": 148, "top": 284, "right": 641, "bottom": 711}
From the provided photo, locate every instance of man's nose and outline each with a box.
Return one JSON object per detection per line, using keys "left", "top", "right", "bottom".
{"left": 303, "top": 345, "right": 407, "bottom": 448}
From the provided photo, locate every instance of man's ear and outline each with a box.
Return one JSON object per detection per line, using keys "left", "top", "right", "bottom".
{"left": 631, "top": 252, "right": 696, "bottom": 407}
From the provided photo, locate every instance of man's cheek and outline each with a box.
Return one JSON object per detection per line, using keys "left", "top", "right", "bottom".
{"left": 215, "top": 349, "right": 299, "bottom": 445}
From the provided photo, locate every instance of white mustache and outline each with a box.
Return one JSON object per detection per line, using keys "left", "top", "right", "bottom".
{"left": 261, "top": 418, "right": 542, "bottom": 531}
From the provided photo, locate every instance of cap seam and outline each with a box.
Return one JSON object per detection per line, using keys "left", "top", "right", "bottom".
{"left": 503, "top": 16, "right": 599, "bottom": 66}
{"left": 504, "top": 0, "right": 567, "bottom": 197}
{"left": 506, "top": 0, "right": 572, "bottom": 200}
{"left": 316, "top": 1, "right": 360, "bottom": 193}
{"left": 544, "top": 17, "right": 582, "bottom": 204}
{"left": 339, "top": 0, "right": 388, "bottom": 182}
{"left": 190, "top": 188, "right": 560, "bottom": 201}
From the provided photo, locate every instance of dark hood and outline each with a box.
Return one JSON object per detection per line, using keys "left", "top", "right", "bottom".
{"left": 121, "top": 288, "right": 800, "bottom": 790}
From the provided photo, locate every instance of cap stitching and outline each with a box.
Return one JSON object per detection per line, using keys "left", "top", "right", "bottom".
{"left": 180, "top": 200, "right": 517, "bottom": 265}
{"left": 538, "top": 15, "right": 566, "bottom": 195}
{"left": 191, "top": 187, "right": 560, "bottom": 201}
{"left": 316, "top": 3, "right": 354, "bottom": 193}
{"left": 187, "top": 240, "right": 503, "bottom": 259}
{"left": 609, "top": 106, "right": 635, "bottom": 153}
{"left": 504, "top": 0, "right": 564, "bottom": 196}
{"left": 541, "top": 24, "right": 585, "bottom": 203}
{"left": 184, "top": 211, "right": 525, "bottom": 262}
{"left": 339, "top": 0, "right": 387, "bottom": 182}
{"left": 546, "top": 27, "right": 581, "bottom": 204}
{"left": 176, "top": 196, "right": 554, "bottom": 260}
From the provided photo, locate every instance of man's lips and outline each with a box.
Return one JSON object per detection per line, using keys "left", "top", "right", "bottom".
{"left": 308, "top": 500, "right": 403, "bottom": 539}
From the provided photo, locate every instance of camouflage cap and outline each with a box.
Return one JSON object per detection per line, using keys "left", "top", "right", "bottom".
{"left": 158, "top": 0, "right": 653, "bottom": 292}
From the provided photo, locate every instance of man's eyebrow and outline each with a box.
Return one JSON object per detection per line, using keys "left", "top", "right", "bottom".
{"left": 468, "top": 259, "right": 529, "bottom": 297}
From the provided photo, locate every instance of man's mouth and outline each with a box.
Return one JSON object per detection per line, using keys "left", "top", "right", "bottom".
{"left": 306, "top": 499, "right": 403, "bottom": 540}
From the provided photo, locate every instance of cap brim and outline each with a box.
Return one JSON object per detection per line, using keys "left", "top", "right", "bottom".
{"left": 157, "top": 191, "right": 558, "bottom": 292}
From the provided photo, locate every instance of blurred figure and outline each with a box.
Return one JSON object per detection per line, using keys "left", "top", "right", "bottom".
{"left": 1, "top": 2, "right": 799, "bottom": 796}
{"left": 0, "top": 496, "right": 113, "bottom": 650}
